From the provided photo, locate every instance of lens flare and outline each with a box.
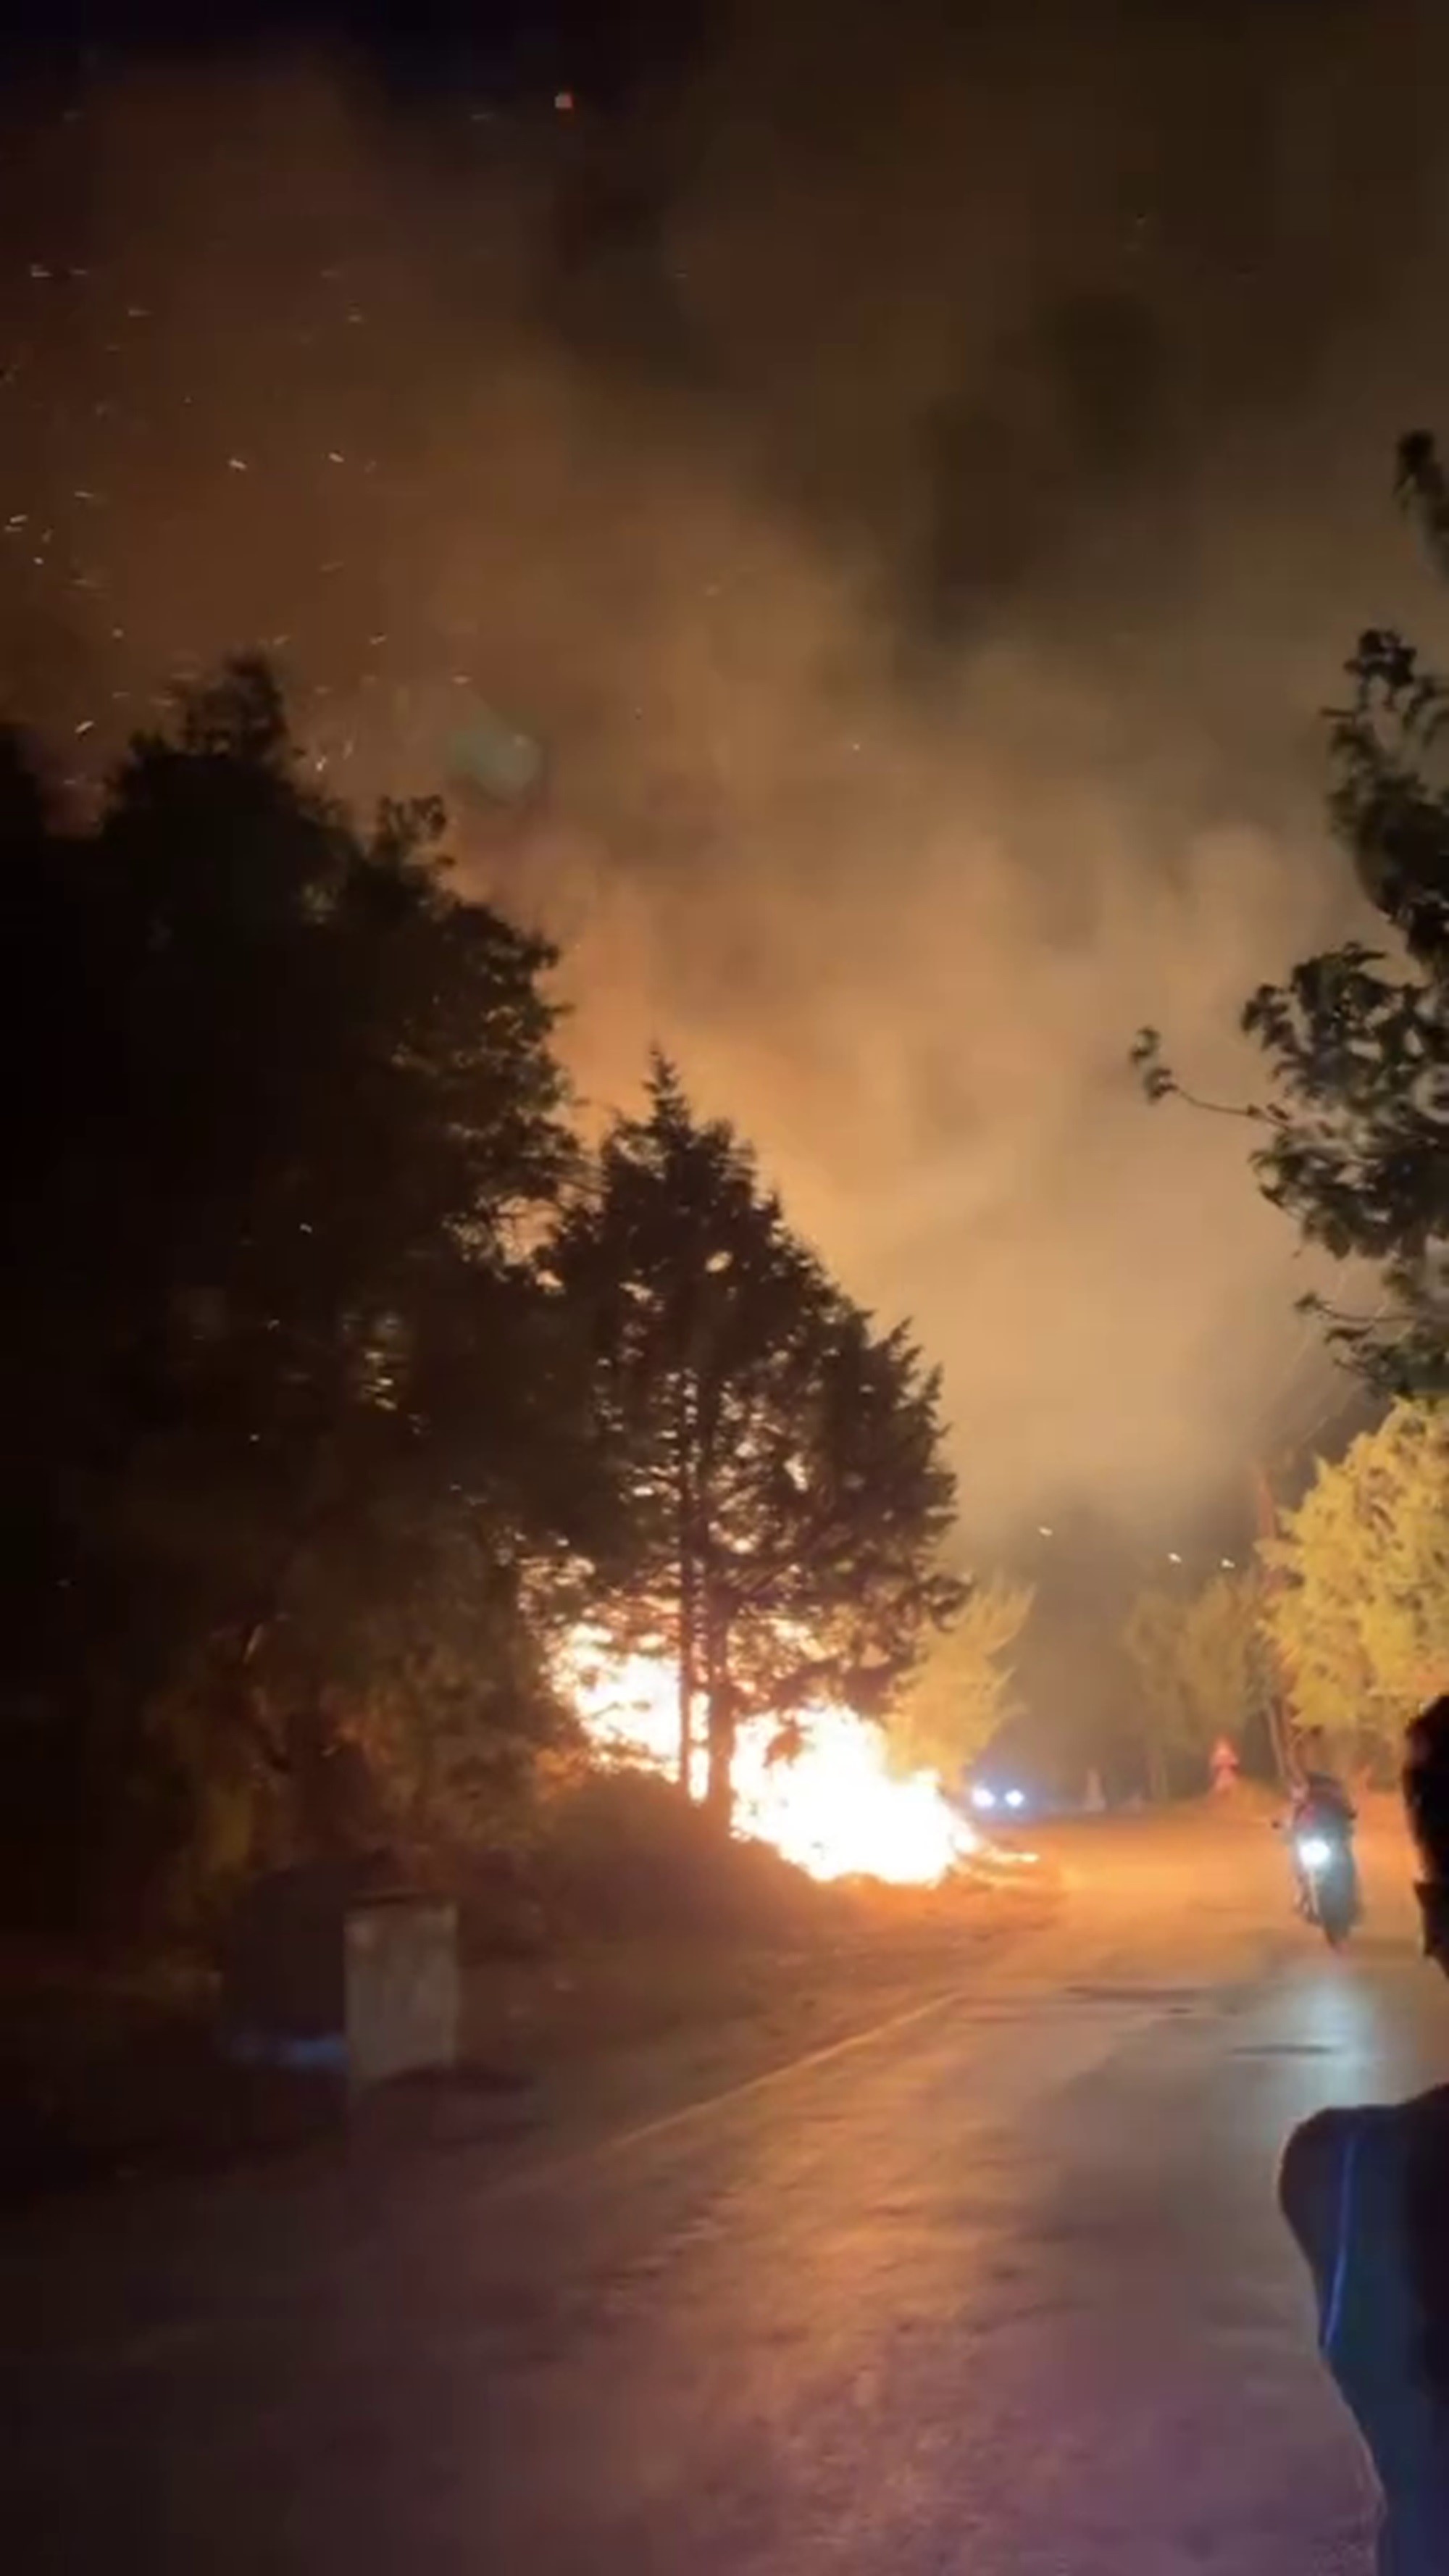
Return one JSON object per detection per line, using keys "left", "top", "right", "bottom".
{"left": 559, "top": 1635, "right": 977, "bottom": 1886}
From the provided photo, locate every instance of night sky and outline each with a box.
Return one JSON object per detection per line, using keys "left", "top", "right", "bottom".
{"left": 0, "top": 0, "right": 1435, "bottom": 1555}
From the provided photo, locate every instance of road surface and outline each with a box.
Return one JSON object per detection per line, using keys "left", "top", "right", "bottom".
{"left": 4, "top": 1806, "right": 1444, "bottom": 2574}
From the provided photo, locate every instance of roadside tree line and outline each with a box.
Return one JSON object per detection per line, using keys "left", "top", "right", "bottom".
{"left": 0, "top": 659, "right": 1028, "bottom": 1935}
{"left": 1122, "top": 1401, "right": 1449, "bottom": 1785}
{"left": 1134, "top": 430, "right": 1449, "bottom": 1783}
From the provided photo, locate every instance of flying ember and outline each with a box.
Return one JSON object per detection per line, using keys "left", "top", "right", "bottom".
{"left": 561, "top": 1638, "right": 977, "bottom": 1888}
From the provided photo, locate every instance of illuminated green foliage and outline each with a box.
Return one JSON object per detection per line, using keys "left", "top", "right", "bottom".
{"left": 1264, "top": 1401, "right": 1449, "bottom": 1762}
{"left": 886, "top": 1577, "right": 1033, "bottom": 1783}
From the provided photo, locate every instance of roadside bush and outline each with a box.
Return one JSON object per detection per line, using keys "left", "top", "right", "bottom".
{"left": 532, "top": 1766, "right": 831, "bottom": 1943}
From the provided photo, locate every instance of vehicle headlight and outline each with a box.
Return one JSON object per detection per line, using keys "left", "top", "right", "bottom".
{"left": 971, "top": 1785, "right": 998, "bottom": 1812}
{"left": 1004, "top": 1788, "right": 1027, "bottom": 1811}
{"left": 1297, "top": 1835, "right": 1334, "bottom": 1872}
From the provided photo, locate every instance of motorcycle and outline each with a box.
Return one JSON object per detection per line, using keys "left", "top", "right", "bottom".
{"left": 1292, "top": 1815, "right": 1361, "bottom": 1948}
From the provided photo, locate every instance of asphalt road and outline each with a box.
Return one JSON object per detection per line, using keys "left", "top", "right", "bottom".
{"left": 4, "top": 1806, "right": 1445, "bottom": 2575}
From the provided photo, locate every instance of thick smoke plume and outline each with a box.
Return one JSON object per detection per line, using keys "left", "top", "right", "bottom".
{"left": 4, "top": 1, "right": 1449, "bottom": 1543}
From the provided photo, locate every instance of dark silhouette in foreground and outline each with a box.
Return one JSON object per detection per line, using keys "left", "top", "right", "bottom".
{"left": 1279, "top": 1699, "right": 1449, "bottom": 2572}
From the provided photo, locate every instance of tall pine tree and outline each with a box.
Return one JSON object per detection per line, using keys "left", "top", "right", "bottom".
{"left": 559, "top": 1059, "right": 962, "bottom": 1822}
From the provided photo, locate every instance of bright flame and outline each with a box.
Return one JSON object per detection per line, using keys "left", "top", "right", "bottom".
{"left": 561, "top": 1638, "right": 978, "bottom": 1887}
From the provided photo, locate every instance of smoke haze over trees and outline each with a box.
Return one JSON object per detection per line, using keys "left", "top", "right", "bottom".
{"left": 7, "top": 1, "right": 1449, "bottom": 1551}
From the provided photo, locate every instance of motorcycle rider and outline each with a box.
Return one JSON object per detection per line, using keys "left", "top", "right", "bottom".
{"left": 1287, "top": 1725, "right": 1356, "bottom": 1918}
{"left": 1279, "top": 1696, "right": 1449, "bottom": 2570}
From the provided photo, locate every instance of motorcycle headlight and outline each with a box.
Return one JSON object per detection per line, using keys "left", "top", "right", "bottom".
{"left": 1297, "top": 1835, "right": 1334, "bottom": 1872}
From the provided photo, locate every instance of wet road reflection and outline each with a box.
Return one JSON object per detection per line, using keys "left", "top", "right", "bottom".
{"left": 3, "top": 1807, "right": 1441, "bottom": 2573}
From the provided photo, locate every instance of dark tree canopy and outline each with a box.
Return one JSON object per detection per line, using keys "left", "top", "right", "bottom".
{"left": 0, "top": 659, "right": 583, "bottom": 1922}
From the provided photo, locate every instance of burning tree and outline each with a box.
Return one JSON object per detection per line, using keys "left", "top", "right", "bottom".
{"left": 556, "top": 1057, "right": 962, "bottom": 1823}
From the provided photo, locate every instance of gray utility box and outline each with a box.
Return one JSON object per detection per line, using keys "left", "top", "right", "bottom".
{"left": 222, "top": 1861, "right": 461, "bottom": 2093}
{"left": 344, "top": 1893, "right": 460, "bottom": 2090}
